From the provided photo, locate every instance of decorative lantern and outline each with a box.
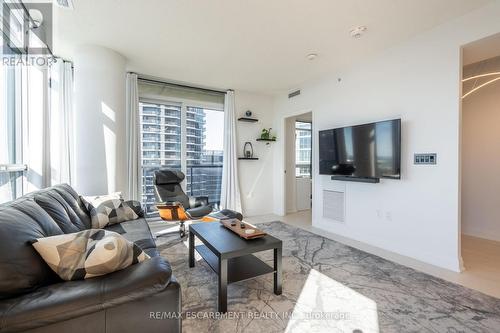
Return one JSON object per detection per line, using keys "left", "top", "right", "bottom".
{"left": 243, "top": 142, "right": 254, "bottom": 158}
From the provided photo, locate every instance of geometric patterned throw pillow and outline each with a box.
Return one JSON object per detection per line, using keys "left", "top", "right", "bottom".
{"left": 82, "top": 192, "right": 123, "bottom": 205}
{"left": 81, "top": 194, "right": 139, "bottom": 229}
{"left": 32, "top": 229, "right": 150, "bottom": 281}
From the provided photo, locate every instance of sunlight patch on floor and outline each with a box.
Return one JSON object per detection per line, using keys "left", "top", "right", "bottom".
{"left": 285, "top": 269, "right": 379, "bottom": 333}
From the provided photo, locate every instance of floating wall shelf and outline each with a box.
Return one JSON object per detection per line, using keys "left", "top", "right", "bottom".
{"left": 256, "top": 138, "right": 276, "bottom": 142}
{"left": 238, "top": 157, "right": 259, "bottom": 160}
{"left": 238, "top": 117, "right": 258, "bottom": 123}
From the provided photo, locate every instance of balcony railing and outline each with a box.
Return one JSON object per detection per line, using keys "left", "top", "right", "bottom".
{"left": 186, "top": 164, "right": 222, "bottom": 198}
{"left": 0, "top": 164, "right": 27, "bottom": 204}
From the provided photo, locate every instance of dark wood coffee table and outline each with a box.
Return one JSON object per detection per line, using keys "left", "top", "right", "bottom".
{"left": 188, "top": 221, "right": 282, "bottom": 313}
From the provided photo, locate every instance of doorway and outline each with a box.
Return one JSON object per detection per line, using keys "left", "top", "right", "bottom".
{"left": 460, "top": 32, "right": 500, "bottom": 296}
{"left": 284, "top": 112, "right": 312, "bottom": 226}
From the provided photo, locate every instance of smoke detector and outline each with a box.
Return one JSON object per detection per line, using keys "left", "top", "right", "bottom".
{"left": 350, "top": 26, "right": 367, "bottom": 38}
{"left": 306, "top": 53, "right": 318, "bottom": 61}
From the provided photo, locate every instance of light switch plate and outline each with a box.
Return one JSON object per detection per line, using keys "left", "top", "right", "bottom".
{"left": 414, "top": 153, "right": 437, "bottom": 165}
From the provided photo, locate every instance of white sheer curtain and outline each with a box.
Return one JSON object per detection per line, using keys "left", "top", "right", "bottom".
{"left": 125, "top": 73, "right": 141, "bottom": 200}
{"left": 49, "top": 59, "right": 74, "bottom": 185}
{"left": 220, "top": 90, "right": 242, "bottom": 212}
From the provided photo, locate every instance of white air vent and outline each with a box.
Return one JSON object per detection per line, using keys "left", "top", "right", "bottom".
{"left": 288, "top": 90, "right": 301, "bottom": 98}
{"left": 323, "top": 190, "right": 345, "bottom": 222}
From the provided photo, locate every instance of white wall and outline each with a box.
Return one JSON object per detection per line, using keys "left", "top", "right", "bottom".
{"left": 272, "top": 1, "right": 500, "bottom": 272}
{"left": 462, "top": 56, "right": 500, "bottom": 241}
{"left": 234, "top": 90, "right": 275, "bottom": 217}
{"left": 70, "top": 50, "right": 274, "bottom": 212}
{"left": 73, "top": 45, "right": 127, "bottom": 195}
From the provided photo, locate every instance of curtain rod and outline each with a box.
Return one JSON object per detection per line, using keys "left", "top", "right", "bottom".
{"left": 134, "top": 74, "right": 228, "bottom": 95}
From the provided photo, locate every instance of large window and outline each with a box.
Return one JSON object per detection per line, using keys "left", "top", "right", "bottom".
{"left": 140, "top": 102, "right": 182, "bottom": 211}
{"left": 0, "top": 58, "right": 24, "bottom": 203}
{"left": 185, "top": 106, "right": 224, "bottom": 205}
{"left": 1, "top": 0, "right": 55, "bottom": 203}
{"left": 295, "top": 121, "right": 312, "bottom": 177}
{"left": 0, "top": 3, "right": 24, "bottom": 203}
{"left": 139, "top": 98, "right": 224, "bottom": 214}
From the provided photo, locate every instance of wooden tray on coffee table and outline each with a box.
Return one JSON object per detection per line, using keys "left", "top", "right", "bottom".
{"left": 220, "top": 219, "right": 267, "bottom": 239}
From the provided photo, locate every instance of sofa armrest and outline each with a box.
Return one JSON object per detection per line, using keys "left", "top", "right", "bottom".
{"left": 124, "top": 200, "right": 145, "bottom": 217}
{"left": 0, "top": 257, "right": 173, "bottom": 332}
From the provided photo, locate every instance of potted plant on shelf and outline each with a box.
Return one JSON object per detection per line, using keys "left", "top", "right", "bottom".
{"left": 260, "top": 128, "right": 276, "bottom": 140}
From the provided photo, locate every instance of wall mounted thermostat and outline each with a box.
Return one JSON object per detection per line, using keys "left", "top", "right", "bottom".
{"left": 414, "top": 153, "right": 437, "bottom": 165}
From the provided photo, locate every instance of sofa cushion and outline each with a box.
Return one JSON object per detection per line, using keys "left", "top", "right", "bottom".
{"left": 34, "top": 192, "right": 84, "bottom": 233}
{"left": 32, "top": 229, "right": 150, "bottom": 281}
{"left": 0, "top": 198, "right": 64, "bottom": 299}
{"left": 104, "top": 218, "right": 156, "bottom": 250}
{"left": 0, "top": 256, "right": 172, "bottom": 332}
{"left": 52, "top": 184, "right": 92, "bottom": 229}
{"left": 187, "top": 204, "right": 213, "bottom": 218}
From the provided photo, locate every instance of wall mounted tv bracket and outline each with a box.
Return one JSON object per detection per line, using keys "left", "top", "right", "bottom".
{"left": 331, "top": 175, "right": 380, "bottom": 183}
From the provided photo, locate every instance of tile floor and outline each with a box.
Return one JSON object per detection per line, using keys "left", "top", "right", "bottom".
{"left": 246, "top": 210, "right": 500, "bottom": 299}
{"left": 151, "top": 209, "right": 500, "bottom": 299}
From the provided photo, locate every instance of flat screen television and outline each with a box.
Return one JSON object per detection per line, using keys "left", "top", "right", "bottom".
{"left": 319, "top": 119, "right": 401, "bottom": 179}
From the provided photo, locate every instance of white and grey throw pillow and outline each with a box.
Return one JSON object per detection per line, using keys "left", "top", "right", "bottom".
{"left": 83, "top": 192, "right": 123, "bottom": 206}
{"left": 32, "top": 229, "right": 150, "bottom": 281}
{"left": 81, "top": 193, "right": 139, "bottom": 228}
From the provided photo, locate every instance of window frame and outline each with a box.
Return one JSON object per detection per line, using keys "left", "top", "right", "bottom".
{"left": 138, "top": 96, "right": 224, "bottom": 213}
{"left": 0, "top": 47, "right": 26, "bottom": 202}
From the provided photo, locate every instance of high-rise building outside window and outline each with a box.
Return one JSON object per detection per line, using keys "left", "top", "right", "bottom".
{"left": 139, "top": 99, "right": 224, "bottom": 214}
{"left": 295, "top": 121, "right": 312, "bottom": 177}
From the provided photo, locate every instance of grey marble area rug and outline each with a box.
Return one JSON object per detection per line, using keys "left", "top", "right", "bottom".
{"left": 154, "top": 221, "right": 500, "bottom": 333}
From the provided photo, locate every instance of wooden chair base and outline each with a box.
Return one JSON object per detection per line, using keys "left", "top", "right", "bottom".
{"left": 156, "top": 203, "right": 222, "bottom": 238}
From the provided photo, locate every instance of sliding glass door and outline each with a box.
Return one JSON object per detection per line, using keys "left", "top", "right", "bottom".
{"left": 139, "top": 100, "right": 224, "bottom": 214}
{"left": 139, "top": 101, "right": 182, "bottom": 212}
{"left": 185, "top": 106, "right": 224, "bottom": 207}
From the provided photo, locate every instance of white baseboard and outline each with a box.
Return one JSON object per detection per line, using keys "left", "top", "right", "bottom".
{"left": 309, "top": 223, "right": 463, "bottom": 274}
{"left": 462, "top": 231, "right": 500, "bottom": 243}
{"left": 243, "top": 210, "right": 274, "bottom": 218}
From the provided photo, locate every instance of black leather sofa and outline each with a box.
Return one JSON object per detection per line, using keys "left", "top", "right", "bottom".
{"left": 0, "top": 184, "right": 181, "bottom": 333}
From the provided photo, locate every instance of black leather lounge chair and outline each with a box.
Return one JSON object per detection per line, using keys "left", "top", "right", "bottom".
{"left": 153, "top": 169, "right": 243, "bottom": 236}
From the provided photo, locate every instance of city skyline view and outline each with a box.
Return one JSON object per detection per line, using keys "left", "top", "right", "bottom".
{"left": 140, "top": 101, "right": 224, "bottom": 213}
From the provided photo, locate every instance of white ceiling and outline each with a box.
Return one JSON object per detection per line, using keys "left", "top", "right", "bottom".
{"left": 54, "top": 0, "right": 492, "bottom": 94}
{"left": 463, "top": 32, "right": 500, "bottom": 65}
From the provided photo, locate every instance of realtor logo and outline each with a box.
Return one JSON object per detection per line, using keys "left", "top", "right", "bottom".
{"left": 1, "top": 1, "right": 53, "bottom": 55}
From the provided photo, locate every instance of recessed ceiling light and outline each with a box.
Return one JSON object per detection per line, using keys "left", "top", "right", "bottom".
{"left": 306, "top": 53, "right": 318, "bottom": 61}
{"left": 350, "top": 26, "right": 367, "bottom": 38}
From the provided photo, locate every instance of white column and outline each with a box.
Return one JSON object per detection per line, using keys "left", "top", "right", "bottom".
{"left": 73, "top": 45, "right": 127, "bottom": 195}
